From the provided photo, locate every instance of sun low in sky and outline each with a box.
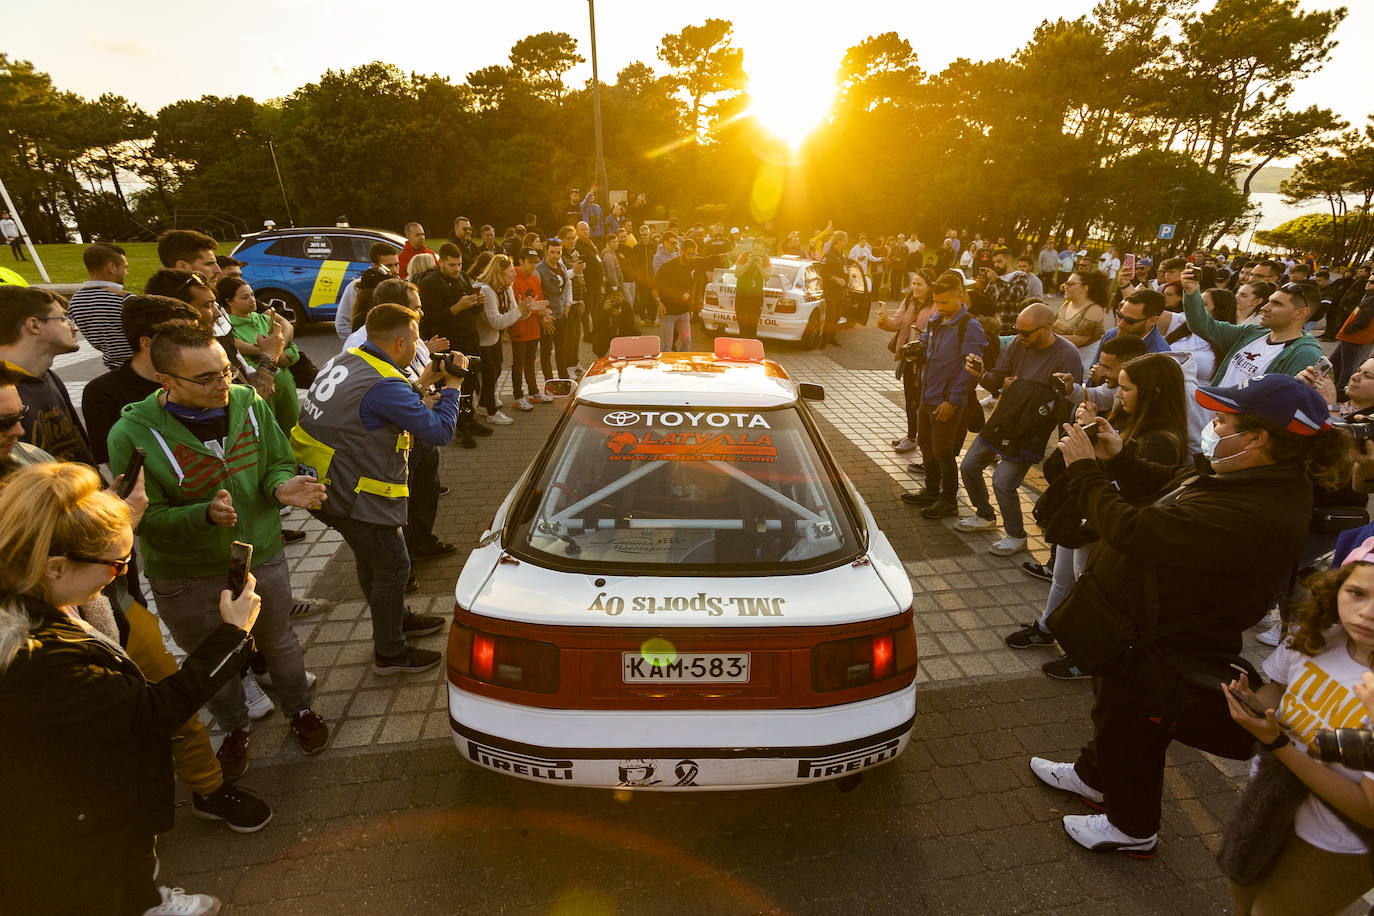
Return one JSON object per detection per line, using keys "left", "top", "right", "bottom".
{"left": 744, "top": 48, "right": 837, "bottom": 153}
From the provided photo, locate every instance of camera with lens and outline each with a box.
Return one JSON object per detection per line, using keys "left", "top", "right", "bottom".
{"left": 1335, "top": 419, "right": 1374, "bottom": 448}
{"left": 430, "top": 351, "right": 478, "bottom": 379}
{"left": 1309, "top": 727, "right": 1374, "bottom": 771}
{"left": 898, "top": 339, "right": 926, "bottom": 365}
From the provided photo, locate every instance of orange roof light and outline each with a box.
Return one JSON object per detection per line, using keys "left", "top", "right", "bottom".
{"left": 714, "top": 338, "right": 765, "bottom": 361}
{"left": 607, "top": 336, "right": 662, "bottom": 359}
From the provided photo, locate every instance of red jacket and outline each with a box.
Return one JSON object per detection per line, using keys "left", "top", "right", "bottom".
{"left": 510, "top": 269, "right": 544, "bottom": 343}
{"left": 398, "top": 242, "right": 438, "bottom": 278}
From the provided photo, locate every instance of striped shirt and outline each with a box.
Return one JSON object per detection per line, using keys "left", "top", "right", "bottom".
{"left": 67, "top": 281, "right": 132, "bottom": 369}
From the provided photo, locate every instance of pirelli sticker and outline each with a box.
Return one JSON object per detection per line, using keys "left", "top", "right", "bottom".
{"left": 797, "top": 739, "right": 900, "bottom": 778}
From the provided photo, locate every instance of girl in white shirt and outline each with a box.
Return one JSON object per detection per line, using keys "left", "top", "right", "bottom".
{"left": 1224, "top": 541, "right": 1374, "bottom": 914}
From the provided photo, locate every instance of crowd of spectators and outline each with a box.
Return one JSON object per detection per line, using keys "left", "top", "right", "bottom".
{"left": 4, "top": 193, "right": 1374, "bottom": 912}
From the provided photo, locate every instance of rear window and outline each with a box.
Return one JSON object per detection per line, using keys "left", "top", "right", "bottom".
{"left": 515, "top": 404, "right": 858, "bottom": 573}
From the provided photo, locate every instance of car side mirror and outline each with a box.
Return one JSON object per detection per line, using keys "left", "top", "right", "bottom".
{"left": 798, "top": 383, "right": 825, "bottom": 401}
{"left": 544, "top": 378, "right": 574, "bottom": 399}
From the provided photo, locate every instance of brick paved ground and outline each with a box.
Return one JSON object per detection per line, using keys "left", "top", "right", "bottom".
{"left": 49, "top": 308, "right": 1359, "bottom": 914}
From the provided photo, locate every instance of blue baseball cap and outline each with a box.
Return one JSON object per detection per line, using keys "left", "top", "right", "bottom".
{"left": 1195, "top": 373, "right": 1330, "bottom": 436}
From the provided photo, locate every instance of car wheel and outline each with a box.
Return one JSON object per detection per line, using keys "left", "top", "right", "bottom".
{"left": 801, "top": 311, "right": 823, "bottom": 350}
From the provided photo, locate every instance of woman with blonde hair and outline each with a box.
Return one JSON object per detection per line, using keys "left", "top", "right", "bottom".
{"left": 476, "top": 254, "right": 536, "bottom": 426}
{"left": 405, "top": 252, "right": 437, "bottom": 283}
{"left": 0, "top": 462, "right": 261, "bottom": 915}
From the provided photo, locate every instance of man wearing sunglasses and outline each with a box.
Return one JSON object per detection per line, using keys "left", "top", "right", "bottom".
{"left": 1089, "top": 288, "right": 1171, "bottom": 366}
{"left": 107, "top": 324, "right": 332, "bottom": 768}
{"left": 0, "top": 286, "right": 96, "bottom": 468}
{"left": 958, "top": 302, "right": 1082, "bottom": 557}
{"left": 0, "top": 367, "right": 44, "bottom": 472}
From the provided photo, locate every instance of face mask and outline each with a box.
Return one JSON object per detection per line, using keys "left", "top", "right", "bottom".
{"left": 1201, "top": 422, "right": 1255, "bottom": 466}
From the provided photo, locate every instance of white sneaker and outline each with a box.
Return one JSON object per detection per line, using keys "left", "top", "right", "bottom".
{"left": 892, "top": 437, "right": 917, "bottom": 453}
{"left": 241, "top": 673, "right": 275, "bottom": 720}
{"left": 484, "top": 410, "right": 514, "bottom": 426}
{"left": 1256, "top": 620, "right": 1284, "bottom": 647}
{"left": 514, "top": 398, "right": 534, "bottom": 411}
{"left": 955, "top": 515, "right": 997, "bottom": 532}
{"left": 529, "top": 393, "right": 552, "bottom": 404}
{"left": 254, "top": 669, "right": 317, "bottom": 690}
{"left": 990, "top": 535, "right": 1028, "bottom": 556}
{"left": 144, "top": 886, "right": 222, "bottom": 915}
{"left": 570, "top": 365, "right": 586, "bottom": 381}
{"left": 1029, "top": 757, "right": 1104, "bottom": 805}
{"left": 1062, "top": 813, "right": 1158, "bottom": 858}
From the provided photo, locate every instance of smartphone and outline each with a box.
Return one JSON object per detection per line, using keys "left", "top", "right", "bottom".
{"left": 1314, "top": 355, "right": 1334, "bottom": 379}
{"left": 1225, "top": 682, "right": 1270, "bottom": 718}
{"left": 1123, "top": 253, "right": 1135, "bottom": 275}
{"left": 117, "top": 447, "right": 146, "bottom": 499}
{"left": 1077, "top": 423, "right": 1101, "bottom": 443}
{"left": 227, "top": 540, "right": 253, "bottom": 600}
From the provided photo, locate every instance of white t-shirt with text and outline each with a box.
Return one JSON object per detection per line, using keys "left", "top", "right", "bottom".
{"left": 1263, "top": 628, "right": 1373, "bottom": 854}
{"left": 1217, "top": 335, "right": 1289, "bottom": 388}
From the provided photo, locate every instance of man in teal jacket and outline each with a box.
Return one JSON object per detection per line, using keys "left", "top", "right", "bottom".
{"left": 108, "top": 322, "right": 331, "bottom": 774}
{"left": 1181, "top": 267, "right": 1322, "bottom": 386}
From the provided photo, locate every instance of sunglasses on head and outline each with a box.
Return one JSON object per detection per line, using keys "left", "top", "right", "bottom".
{"left": 178, "top": 272, "right": 209, "bottom": 292}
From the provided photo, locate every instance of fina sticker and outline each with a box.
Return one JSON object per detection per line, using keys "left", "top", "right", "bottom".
{"left": 604, "top": 431, "right": 777, "bottom": 463}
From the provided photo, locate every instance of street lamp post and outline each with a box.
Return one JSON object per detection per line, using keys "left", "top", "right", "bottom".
{"left": 587, "top": 0, "right": 609, "bottom": 206}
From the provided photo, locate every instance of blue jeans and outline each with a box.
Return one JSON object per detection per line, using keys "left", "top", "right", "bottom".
{"left": 660, "top": 312, "right": 691, "bottom": 351}
{"left": 317, "top": 512, "right": 412, "bottom": 657}
{"left": 959, "top": 435, "right": 1031, "bottom": 538}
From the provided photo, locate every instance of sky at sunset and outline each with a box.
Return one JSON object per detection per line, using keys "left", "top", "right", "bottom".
{"left": 6, "top": 0, "right": 1370, "bottom": 140}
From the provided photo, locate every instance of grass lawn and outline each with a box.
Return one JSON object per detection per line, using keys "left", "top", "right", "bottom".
{"left": 2, "top": 241, "right": 199, "bottom": 293}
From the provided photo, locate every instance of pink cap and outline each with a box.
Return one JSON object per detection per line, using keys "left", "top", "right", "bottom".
{"left": 1342, "top": 536, "right": 1374, "bottom": 567}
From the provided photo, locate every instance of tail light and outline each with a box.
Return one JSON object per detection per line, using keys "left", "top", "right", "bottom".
{"left": 812, "top": 621, "right": 916, "bottom": 692}
{"left": 451, "top": 623, "right": 559, "bottom": 693}
{"left": 774, "top": 301, "right": 796, "bottom": 314}
{"left": 706, "top": 290, "right": 719, "bottom": 306}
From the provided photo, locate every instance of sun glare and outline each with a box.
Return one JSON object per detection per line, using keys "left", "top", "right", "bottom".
{"left": 745, "top": 56, "right": 836, "bottom": 152}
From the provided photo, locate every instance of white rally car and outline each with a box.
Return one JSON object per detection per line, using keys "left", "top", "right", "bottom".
{"left": 447, "top": 337, "right": 918, "bottom": 790}
{"left": 701, "top": 256, "right": 828, "bottom": 348}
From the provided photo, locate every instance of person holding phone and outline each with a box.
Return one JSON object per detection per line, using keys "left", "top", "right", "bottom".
{"left": 107, "top": 323, "right": 330, "bottom": 775}
{"left": 510, "top": 248, "right": 550, "bottom": 410}
{"left": 476, "top": 254, "right": 535, "bottom": 425}
{"left": 0, "top": 461, "right": 261, "bottom": 915}
{"left": 1220, "top": 539, "right": 1374, "bottom": 914}
{"left": 1031, "top": 374, "right": 1351, "bottom": 860}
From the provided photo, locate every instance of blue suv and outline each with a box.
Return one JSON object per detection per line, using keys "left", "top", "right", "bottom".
{"left": 230, "top": 227, "right": 405, "bottom": 325}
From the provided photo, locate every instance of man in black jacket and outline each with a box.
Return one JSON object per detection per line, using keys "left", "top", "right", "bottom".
{"left": 418, "top": 243, "right": 488, "bottom": 448}
{"left": 1031, "top": 373, "right": 1344, "bottom": 859}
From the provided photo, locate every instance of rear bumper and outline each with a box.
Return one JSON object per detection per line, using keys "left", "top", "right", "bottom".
{"left": 448, "top": 680, "right": 916, "bottom": 790}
